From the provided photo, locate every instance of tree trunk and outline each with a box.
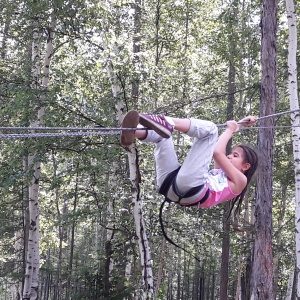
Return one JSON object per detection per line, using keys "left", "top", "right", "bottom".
{"left": 129, "top": 149, "right": 154, "bottom": 298}
{"left": 176, "top": 247, "right": 181, "bottom": 300}
{"left": 192, "top": 259, "right": 200, "bottom": 300}
{"left": 129, "top": 1, "right": 154, "bottom": 297}
{"left": 285, "top": 0, "right": 300, "bottom": 298}
{"left": 102, "top": 6, "right": 154, "bottom": 294}
{"left": 251, "top": 0, "right": 277, "bottom": 298}
{"left": 273, "top": 184, "right": 288, "bottom": 297}
{"left": 131, "top": 0, "right": 141, "bottom": 106}
{"left": 155, "top": 236, "right": 167, "bottom": 296}
{"left": 23, "top": 14, "right": 55, "bottom": 300}
{"left": 220, "top": 208, "right": 230, "bottom": 300}
{"left": 235, "top": 256, "right": 243, "bottom": 300}
{"left": 103, "top": 164, "right": 117, "bottom": 298}
{"left": 51, "top": 153, "right": 68, "bottom": 300}
{"left": 220, "top": 12, "right": 237, "bottom": 296}
{"left": 241, "top": 192, "right": 254, "bottom": 300}
{"left": 1, "top": 12, "right": 10, "bottom": 59}
{"left": 22, "top": 19, "right": 43, "bottom": 297}
{"left": 285, "top": 271, "right": 295, "bottom": 300}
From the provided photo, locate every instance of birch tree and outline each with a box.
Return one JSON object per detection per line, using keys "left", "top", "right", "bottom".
{"left": 22, "top": 13, "right": 56, "bottom": 300}
{"left": 101, "top": 7, "right": 154, "bottom": 296}
{"left": 285, "top": 271, "right": 295, "bottom": 300}
{"left": 0, "top": 8, "right": 10, "bottom": 59}
{"left": 129, "top": 1, "right": 154, "bottom": 298}
{"left": 103, "top": 163, "right": 117, "bottom": 297}
{"left": 285, "top": 0, "right": 300, "bottom": 298}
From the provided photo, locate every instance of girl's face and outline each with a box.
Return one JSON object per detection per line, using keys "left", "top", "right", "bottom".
{"left": 227, "top": 147, "right": 250, "bottom": 173}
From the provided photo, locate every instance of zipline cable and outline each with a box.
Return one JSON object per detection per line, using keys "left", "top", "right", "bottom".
{"left": 216, "top": 108, "right": 300, "bottom": 127}
{"left": 0, "top": 126, "right": 144, "bottom": 131}
{"left": 0, "top": 108, "right": 299, "bottom": 139}
{"left": 0, "top": 131, "right": 122, "bottom": 139}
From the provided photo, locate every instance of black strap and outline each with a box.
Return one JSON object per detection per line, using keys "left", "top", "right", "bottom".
{"left": 157, "top": 167, "right": 211, "bottom": 261}
{"left": 158, "top": 167, "right": 181, "bottom": 196}
{"left": 158, "top": 166, "right": 209, "bottom": 206}
{"left": 159, "top": 198, "right": 201, "bottom": 262}
{"left": 181, "top": 188, "right": 210, "bottom": 207}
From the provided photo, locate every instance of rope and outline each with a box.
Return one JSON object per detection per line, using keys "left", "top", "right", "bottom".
{"left": 0, "top": 131, "right": 123, "bottom": 139}
{"left": 0, "top": 127, "right": 149, "bottom": 131}
{"left": 216, "top": 108, "right": 300, "bottom": 127}
{"left": 0, "top": 109, "right": 298, "bottom": 139}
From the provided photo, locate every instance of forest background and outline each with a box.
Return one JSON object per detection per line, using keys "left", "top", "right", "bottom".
{"left": 0, "top": 0, "right": 298, "bottom": 299}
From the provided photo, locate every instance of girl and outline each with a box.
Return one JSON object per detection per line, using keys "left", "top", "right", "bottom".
{"left": 121, "top": 111, "right": 258, "bottom": 210}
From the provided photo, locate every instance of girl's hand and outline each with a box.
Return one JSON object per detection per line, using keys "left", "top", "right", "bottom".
{"left": 226, "top": 120, "right": 240, "bottom": 133}
{"left": 237, "top": 116, "right": 258, "bottom": 128}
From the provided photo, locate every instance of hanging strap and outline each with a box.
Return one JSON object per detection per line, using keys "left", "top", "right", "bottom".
{"left": 158, "top": 167, "right": 210, "bottom": 262}
{"left": 159, "top": 198, "right": 201, "bottom": 261}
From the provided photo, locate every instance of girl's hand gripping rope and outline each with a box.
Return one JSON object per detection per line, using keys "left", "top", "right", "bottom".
{"left": 237, "top": 116, "right": 258, "bottom": 130}
{"left": 226, "top": 120, "right": 240, "bottom": 133}
{"left": 224, "top": 116, "right": 257, "bottom": 134}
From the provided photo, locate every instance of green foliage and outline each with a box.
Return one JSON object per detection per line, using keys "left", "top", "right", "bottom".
{"left": 0, "top": 0, "right": 296, "bottom": 298}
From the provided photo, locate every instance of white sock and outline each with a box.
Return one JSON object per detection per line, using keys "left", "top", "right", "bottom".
{"left": 165, "top": 116, "right": 175, "bottom": 127}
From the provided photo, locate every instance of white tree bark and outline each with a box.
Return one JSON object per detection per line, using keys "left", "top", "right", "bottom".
{"left": 285, "top": 271, "right": 295, "bottom": 300}
{"left": 285, "top": 0, "right": 300, "bottom": 298}
{"left": 102, "top": 26, "right": 154, "bottom": 298}
{"left": 273, "top": 185, "right": 287, "bottom": 296}
{"left": 104, "top": 162, "right": 117, "bottom": 293}
{"left": 23, "top": 17, "right": 55, "bottom": 300}
{"left": 129, "top": 149, "right": 154, "bottom": 298}
{"left": 22, "top": 19, "right": 42, "bottom": 300}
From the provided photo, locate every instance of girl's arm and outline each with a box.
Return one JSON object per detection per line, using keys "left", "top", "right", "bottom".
{"left": 213, "top": 121, "right": 237, "bottom": 169}
{"left": 213, "top": 116, "right": 257, "bottom": 194}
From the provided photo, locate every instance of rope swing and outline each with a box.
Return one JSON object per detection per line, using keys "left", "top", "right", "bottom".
{"left": 0, "top": 109, "right": 299, "bottom": 139}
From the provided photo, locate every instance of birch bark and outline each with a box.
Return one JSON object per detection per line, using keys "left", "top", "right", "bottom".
{"left": 102, "top": 9, "right": 154, "bottom": 298}
{"left": 22, "top": 19, "right": 43, "bottom": 300}
{"left": 285, "top": 271, "right": 295, "bottom": 300}
{"left": 130, "top": 1, "right": 154, "bottom": 296}
{"left": 1, "top": 12, "right": 10, "bottom": 59}
{"left": 22, "top": 17, "right": 55, "bottom": 300}
{"left": 285, "top": 0, "right": 300, "bottom": 298}
{"left": 273, "top": 184, "right": 287, "bottom": 297}
{"left": 103, "top": 163, "right": 117, "bottom": 297}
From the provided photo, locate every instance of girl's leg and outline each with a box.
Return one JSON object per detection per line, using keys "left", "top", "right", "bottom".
{"left": 120, "top": 111, "right": 180, "bottom": 187}
{"left": 121, "top": 111, "right": 217, "bottom": 194}
{"left": 175, "top": 118, "right": 218, "bottom": 193}
{"left": 135, "top": 125, "right": 148, "bottom": 140}
{"left": 154, "top": 138, "right": 181, "bottom": 187}
{"left": 150, "top": 117, "right": 217, "bottom": 204}
{"left": 173, "top": 118, "right": 191, "bottom": 133}
{"left": 140, "top": 128, "right": 180, "bottom": 187}
{"left": 138, "top": 114, "right": 217, "bottom": 195}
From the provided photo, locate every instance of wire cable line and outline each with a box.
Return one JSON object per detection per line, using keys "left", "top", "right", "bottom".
{"left": 0, "top": 109, "right": 298, "bottom": 139}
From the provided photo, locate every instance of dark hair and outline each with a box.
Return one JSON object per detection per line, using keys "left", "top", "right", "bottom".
{"left": 230, "top": 144, "right": 258, "bottom": 216}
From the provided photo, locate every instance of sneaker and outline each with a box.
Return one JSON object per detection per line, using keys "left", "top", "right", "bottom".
{"left": 139, "top": 113, "right": 174, "bottom": 138}
{"left": 120, "top": 110, "right": 139, "bottom": 147}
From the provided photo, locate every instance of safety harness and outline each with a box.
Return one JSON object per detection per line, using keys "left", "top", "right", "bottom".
{"left": 158, "top": 167, "right": 210, "bottom": 261}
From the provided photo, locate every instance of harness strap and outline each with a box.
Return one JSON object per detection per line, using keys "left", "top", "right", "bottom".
{"left": 158, "top": 167, "right": 181, "bottom": 197}
{"left": 158, "top": 166, "right": 209, "bottom": 207}
{"left": 158, "top": 167, "right": 211, "bottom": 262}
{"left": 159, "top": 198, "right": 200, "bottom": 262}
{"left": 181, "top": 188, "right": 210, "bottom": 207}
